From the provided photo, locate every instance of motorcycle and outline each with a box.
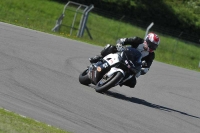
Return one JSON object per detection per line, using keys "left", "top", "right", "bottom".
{"left": 79, "top": 22, "right": 154, "bottom": 93}
{"left": 79, "top": 44, "right": 136, "bottom": 93}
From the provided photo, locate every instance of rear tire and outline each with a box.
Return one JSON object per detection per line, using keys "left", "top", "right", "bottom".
{"left": 79, "top": 69, "right": 91, "bottom": 85}
{"left": 95, "top": 72, "right": 123, "bottom": 93}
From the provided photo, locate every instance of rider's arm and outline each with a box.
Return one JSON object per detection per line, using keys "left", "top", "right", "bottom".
{"left": 141, "top": 52, "right": 155, "bottom": 75}
{"left": 116, "top": 37, "right": 144, "bottom": 47}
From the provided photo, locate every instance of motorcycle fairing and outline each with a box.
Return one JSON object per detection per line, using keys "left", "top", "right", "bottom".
{"left": 103, "top": 53, "right": 120, "bottom": 66}
{"left": 88, "top": 61, "right": 110, "bottom": 84}
{"left": 105, "top": 67, "right": 125, "bottom": 78}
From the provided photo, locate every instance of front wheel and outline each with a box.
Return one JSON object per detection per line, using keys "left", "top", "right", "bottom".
{"left": 95, "top": 72, "right": 123, "bottom": 93}
{"left": 79, "top": 69, "right": 91, "bottom": 85}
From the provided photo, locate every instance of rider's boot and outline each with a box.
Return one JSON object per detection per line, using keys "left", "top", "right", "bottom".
{"left": 89, "top": 55, "right": 102, "bottom": 63}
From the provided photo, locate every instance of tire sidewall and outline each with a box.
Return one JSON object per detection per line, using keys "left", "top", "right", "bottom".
{"left": 79, "top": 69, "right": 91, "bottom": 85}
{"left": 95, "top": 72, "right": 123, "bottom": 93}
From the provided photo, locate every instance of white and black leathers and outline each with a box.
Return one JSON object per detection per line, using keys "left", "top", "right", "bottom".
{"left": 117, "top": 36, "right": 155, "bottom": 75}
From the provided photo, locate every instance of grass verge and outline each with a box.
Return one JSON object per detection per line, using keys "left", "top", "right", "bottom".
{"left": 0, "top": 108, "right": 70, "bottom": 133}
{"left": 0, "top": 0, "right": 199, "bottom": 132}
{"left": 0, "top": 0, "right": 200, "bottom": 72}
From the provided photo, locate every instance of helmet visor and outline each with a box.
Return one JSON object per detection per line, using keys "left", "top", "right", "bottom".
{"left": 147, "top": 40, "right": 158, "bottom": 50}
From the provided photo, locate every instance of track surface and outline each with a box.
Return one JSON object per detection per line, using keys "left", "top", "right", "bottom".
{"left": 0, "top": 22, "right": 200, "bottom": 133}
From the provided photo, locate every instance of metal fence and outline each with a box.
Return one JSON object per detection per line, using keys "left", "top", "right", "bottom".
{"left": 1, "top": 1, "right": 199, "bottom": 71}
{"left": 55, "top": 6, "right": 200, "bottom": 71}
{"left": 52, "top": 1, "right": 94, "bottom": 38}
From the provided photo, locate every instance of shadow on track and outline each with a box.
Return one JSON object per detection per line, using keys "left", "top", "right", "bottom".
{"left": 105, "top": 91, "right": 200, "bottom": 119}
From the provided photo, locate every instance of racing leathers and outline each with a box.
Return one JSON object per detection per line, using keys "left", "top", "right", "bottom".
{"left": 117, "top": 36, "right": 155, "bottom": 76}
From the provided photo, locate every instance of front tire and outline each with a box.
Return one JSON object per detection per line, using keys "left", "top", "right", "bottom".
{"left": 95, "top": 72, "right": 123, "bottom": 93}
{"left": 79, "top": 69, "right": 91, "bottom": 85}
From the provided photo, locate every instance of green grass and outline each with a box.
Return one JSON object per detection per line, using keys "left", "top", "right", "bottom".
{"left": 0, "top": 0, "right": 199, "bottom": 72}
{"left": 0, "top": 0, "right": 199, "bottom": 132}
{"left": 0, "top": 108, "right": 70, "bottom": 133}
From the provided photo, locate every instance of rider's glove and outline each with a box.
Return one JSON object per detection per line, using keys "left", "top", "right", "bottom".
{"left": 116, "top": 43, "right": 124, "bottom": 51}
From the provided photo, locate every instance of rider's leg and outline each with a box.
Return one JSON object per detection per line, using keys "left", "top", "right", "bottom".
{"left": 89, "top": 55, "right": 102, "bottom": 63}
{"left": 89, "top": 44, "right": 117, "bottom": 63}
{"left": 122, "top": 76, "right": 137, "bottom": 88}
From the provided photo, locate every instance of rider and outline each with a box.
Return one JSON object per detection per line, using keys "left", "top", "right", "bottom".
{"left": 89, "top": 32, "right": 160, "bottom": 88}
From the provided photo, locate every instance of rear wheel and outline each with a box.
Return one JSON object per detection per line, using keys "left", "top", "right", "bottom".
{"left": 79, "top": 69, "right": 91, "bottom": 85}
{"left": 95, "top": 72, "right": 123, "bottom": 93}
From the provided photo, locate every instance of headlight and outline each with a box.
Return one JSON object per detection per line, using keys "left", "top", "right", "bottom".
{"left": 97, "top": 67, "right": 101, "bottom": 72}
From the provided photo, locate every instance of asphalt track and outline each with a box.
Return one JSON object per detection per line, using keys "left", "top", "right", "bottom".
{"left": 0, "top": 22, "right": 200, "bottom": 133}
